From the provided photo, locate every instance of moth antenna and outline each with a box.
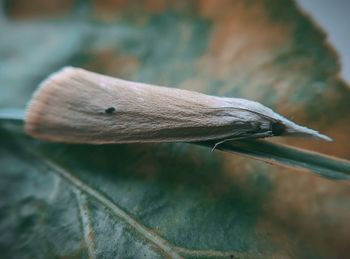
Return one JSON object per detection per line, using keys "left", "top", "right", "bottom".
{"left": 211, "top": 132, "right": 273, "bottom": 151}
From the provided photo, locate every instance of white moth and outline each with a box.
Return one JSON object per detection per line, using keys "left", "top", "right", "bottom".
{"left": 25, "top": 67, "right": 331, "bottom": 145}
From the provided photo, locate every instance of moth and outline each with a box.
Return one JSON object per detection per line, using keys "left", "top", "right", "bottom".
{"left": 25, "top": 67, "right": 331, "bottom": 146}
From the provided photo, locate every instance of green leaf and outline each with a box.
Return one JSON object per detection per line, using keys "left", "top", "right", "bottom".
{"left": 2, "top": 109, "right": 349, "bottom": 180}
{"left": 201, "top": 140, "right": 350, "bottom": 180}
{"left": 1, "top": 0, "right": 350, "bottom": 258}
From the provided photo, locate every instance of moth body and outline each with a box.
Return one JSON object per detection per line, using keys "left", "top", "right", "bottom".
{"left": 25, "top": 67, "right": 331, "bottom": 144}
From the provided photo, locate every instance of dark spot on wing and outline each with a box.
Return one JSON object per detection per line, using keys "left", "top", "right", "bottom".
{"left": 271, "top": 121, "right": 285, "bottom": 136}
{"left": 105, "top": 107, "right": 116, "bottom": 114}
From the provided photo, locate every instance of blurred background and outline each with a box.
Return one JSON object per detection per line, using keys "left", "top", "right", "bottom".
{"left": 0, "top": 1, "right": 349, "bottom": 259}
{"left": 298, "top": 0, "right": 350, "bottom": 83}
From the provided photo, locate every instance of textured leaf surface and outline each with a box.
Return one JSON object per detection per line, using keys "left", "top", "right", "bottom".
{"left": 1, "top": 0, "right": 350, "bottom": 258}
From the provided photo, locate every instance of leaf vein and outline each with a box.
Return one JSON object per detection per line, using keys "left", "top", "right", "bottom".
{"left": 28, "top": 149, "right": 182, "bottom": 259}
{"left": 73, "top": 190, "right": 96, "bottom": 259}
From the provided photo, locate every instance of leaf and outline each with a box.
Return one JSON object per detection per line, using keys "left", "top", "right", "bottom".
{"left": 1, "top": 0, "right": 350, "bottom": 258}
{"left": 2, "top": 109, "right": 350, "bottom": 180}
{"left": 201, "top": 140, "right": 350, "bottom": 180}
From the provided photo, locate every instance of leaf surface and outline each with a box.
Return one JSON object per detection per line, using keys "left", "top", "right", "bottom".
{"left": 1, "top": 0, "right": 350, "bottom": 258}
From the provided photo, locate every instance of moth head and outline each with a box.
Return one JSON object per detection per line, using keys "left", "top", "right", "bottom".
{"left": 271, "top": 121, "right": 286, "bottom": 136}
{"left": 229, "top": 98, "right": 332, "bottom": 141}
{"left": 267, "top": 116, "right": 331, "bottom": 141}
